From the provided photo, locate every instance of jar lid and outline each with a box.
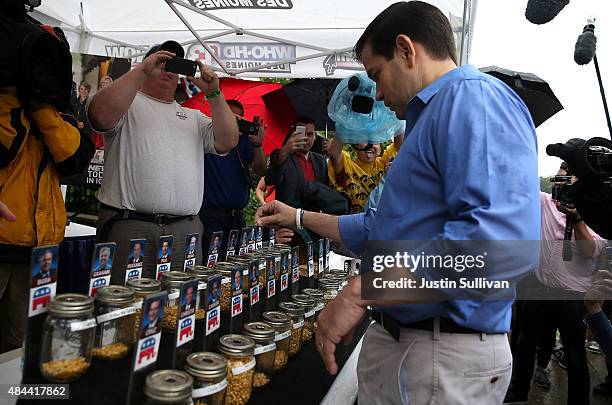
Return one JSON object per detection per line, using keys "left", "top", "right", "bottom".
{"left": 291, "top": 294, "right": 315, "bottom": 310}
{"left": 95, "top": 286, "right": 134, "bottom": 304}
{"left": 161, "top": 271, "right": 191, "bottom": 288}
{"left": 187, "top": 266, "right": 216, "bottom": 282}
{"left": 49, "top": 294, "right": 94, "bottom": 317}
{"left": 318, "top": 279, "right": 340, "bottom": 289}
{"left": 262, "top": 311, "right": 291, "bottom": 328}
{"left": 278, "top": 301, "right": 304, "bottom": 317}
{"left": 302, "top": 289, "right": 324, "bottom": 299}
{"left": 218, "top": 334, "right": 255, "bottom": 357}
{"left": 144, "top": 370, "right": 193, "bottom": 402}
{"left": 243, "top": 322, "right": 275, "bottom": 343}
{"left": 127, "top": 278, "right": 161, "bottom": 293}
{"left": 185, "top": 352, "right": 227, "bottom": 381}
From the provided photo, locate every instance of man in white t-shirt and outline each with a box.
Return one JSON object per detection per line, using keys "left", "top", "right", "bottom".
{"left": 88, "top": 40, "right": 238, "bottom": 283}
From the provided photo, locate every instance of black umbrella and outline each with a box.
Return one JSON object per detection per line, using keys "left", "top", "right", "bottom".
{"left": 263, "top": 78, "right": 340, "bottom": 131}
{"left": 480, "top": 66, "right": 563, "bottom": 128}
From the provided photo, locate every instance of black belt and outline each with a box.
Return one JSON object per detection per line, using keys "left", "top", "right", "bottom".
{"left": 201, "top": 207, "right": 245, "bottom": 218}
{"left": 101, "top": 204, "right": 193, "bottom": 226}
{"left": 371, "top": 311, "right": 482, "bottom": 342}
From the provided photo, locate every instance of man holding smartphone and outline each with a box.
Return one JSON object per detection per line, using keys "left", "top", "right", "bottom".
{"left": 198, "top": 99, "right": 267, "bottom": 259}
{"left": 87, "top": 40, "right": 238, "bottom": 283}
{"left": 265, "top": 117, "right": 329, "bottom": 209}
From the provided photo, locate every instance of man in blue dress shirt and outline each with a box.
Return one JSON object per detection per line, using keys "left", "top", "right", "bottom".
{"left": 256, "top": 2, "right": 540, "bottom": 403}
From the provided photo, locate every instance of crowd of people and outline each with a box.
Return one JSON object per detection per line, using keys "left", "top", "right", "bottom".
{"left": 2, "top": 0, "right": 612, "bottom": 404}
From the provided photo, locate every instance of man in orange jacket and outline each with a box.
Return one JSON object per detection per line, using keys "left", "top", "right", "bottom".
{"left": 0, "top": 4, "right": 94, "bottom": 352}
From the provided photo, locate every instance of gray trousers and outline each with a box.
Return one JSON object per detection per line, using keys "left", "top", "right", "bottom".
{"left": 357, "top": 321, "right": 512, "bottom": 405}
{"left": 97, "top": 208, "right": 203, "bottom": 284}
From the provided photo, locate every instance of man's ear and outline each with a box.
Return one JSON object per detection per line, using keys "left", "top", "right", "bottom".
{"left": 395, "top": 34, "right": 416, "bottom": 68}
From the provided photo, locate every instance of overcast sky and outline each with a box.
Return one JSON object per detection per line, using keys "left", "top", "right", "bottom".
{"left": 469, "top": 0, "right": 612, "bottom": 176}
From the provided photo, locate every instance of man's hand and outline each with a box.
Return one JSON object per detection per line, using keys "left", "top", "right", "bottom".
{"left": 140, "top": 51, "right": 175, "bottom": 77}
{"left": 255, "top": 200, "right": 297, "bottom": 228}
{"left": 555, "top": 201, "right": 581, "bottom": 221}
{"left": 275, "top": 227, "right": 294, "bottom": 244}
{"left": 77, "top": 121, "right": 84, "bottom": 129}
{"left": 585, "top": 270, "right": 612, "bottom": 315}
{"left": 190, "top": 60, "right": 220, "bottom": 94}
{"left": 282, "top": 130, "right": 308, "bottom": 156}
{"left": 321, "top": 138, "right": 331, "bottom": 155}
{"left": 316, "top": 276, "right": 366, "bottom": 374}
{"left": 249, "top": 117, "right": 266, "bottom": 146}
{"left": 0, "top": 201, "right": 16, "bottom": 223}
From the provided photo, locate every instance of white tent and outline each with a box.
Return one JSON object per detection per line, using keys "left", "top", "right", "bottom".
{"left": 35, "top": 0, "right": 477, "bottom": 78}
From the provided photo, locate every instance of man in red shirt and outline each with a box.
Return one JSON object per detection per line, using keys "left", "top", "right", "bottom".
{"left": 265, "top": 117, "right": 329, "bottom": 209}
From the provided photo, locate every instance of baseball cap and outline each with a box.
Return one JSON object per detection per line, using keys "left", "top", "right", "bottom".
{"left": 145, "top": 40, "right": 184, "bottom": 59}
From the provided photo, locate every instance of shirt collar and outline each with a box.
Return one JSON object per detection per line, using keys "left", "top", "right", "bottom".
{"left": 404, "top": 65, "right": 476, "bottom": 129}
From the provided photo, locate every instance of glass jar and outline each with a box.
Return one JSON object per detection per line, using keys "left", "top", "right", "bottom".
{"left": 185, "top": 352, "right": 227, "bottom": 405}
{"left": 242, "top": 322, "right": 276, "bottom": 390}
{"left": 277, "top": 302, "right": 304, "bottom": 357}
{"left": 127, "top": 278, "right": 161, "bottom": 340}
{"left": 318, "top": 279, "right": 339, "bottom": 304}
{"left": 291, "top": 294, "right": 315, "bottom": 342}
{"left": 143, "top": 369, "right": 193, "bottom": 405}
{"left": 218, "top": 334, "right": 255, "bottom": 405}
{"left": 93, "top": 286, "right": 135, "bottom": 360}
{"left": 187, "top": 265, "right": 217, "bottom": 321}
{"left": 261, "top": 311, "right": 291, "bottom": 372}
{"left": 40, "top": 294, "right": 95, "bottom": 382}
{"left": 325, "top": 273, "right": 348, "bottom": 290}
{"left": 161, "top": 271, "right": 192, "bottom": 331}
{"left": 212, "top": 262, "right": 235, "bottom": 313}
{"left": 302, "top": 289, "right": 325, "bottom": 334}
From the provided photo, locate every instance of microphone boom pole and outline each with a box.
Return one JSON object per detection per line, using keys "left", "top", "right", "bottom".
{"left": 593, "top": 53, "right": 612, "bottom": 140}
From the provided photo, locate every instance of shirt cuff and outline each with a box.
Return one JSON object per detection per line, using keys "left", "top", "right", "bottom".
{"left": 338, "top": 210, "right": 374, "bottom": 255}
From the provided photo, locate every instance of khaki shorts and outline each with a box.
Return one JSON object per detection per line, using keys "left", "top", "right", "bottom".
{"left": 0, "top": 262, "right": 30, "bottom": 349}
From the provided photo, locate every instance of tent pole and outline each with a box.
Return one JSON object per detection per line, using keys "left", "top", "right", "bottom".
{"left": 165, "top": 0, "right": 231, "bottom": 75}
{"left": 169, "top": 0, "right": 240, "bottom": 30}
{"left": 459, "top": 0, "right": 469, "bottom": 66}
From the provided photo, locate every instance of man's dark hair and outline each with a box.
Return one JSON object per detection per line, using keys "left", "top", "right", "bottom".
{"left": 226, "top": 99, "right": 244, "bottom": 116}
{"left": 354, "top": 1, "right": 457, "bottom": 64}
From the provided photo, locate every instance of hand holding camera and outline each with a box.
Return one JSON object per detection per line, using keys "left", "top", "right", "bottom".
{"left": 283, "top": 126, "right": 309, "bottom": 155}
{"left": 248, "top": 116, "right": 266, "bottom": 147}
{"left": 189, "top": 59, "right": 220, "bottom": 94}
{"left": 140, "top": 51, "right": 175, "bottom": 77}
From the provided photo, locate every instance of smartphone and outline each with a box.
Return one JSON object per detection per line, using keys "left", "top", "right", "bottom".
{"left": 295, "top": 125, "right": 306, "bottom": 137}
{"left": 238, "top": 119, "right": 260, "bottom": 135}
{"left": 164, "top": 57, "right": 197, "bottom": 76}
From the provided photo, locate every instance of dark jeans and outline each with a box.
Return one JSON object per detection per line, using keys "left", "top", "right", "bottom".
{"left": 200, "top": 209, "right": 245, "bottom": 261}
{"left": 512, "top": 295, "right": 589, "bottom": 404}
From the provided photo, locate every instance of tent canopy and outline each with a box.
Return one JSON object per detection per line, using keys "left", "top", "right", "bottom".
{"left": 36, "top": 0, "right": 476, "bottom": 78}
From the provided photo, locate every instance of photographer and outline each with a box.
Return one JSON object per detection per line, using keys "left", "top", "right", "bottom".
{"left": 88, "top": 40, "right": 238, "bottom": 283}
{"left": 0, "top": 1, "right": 94, "bottom": 352}
{"left": 506, "top": 161, "right": 606, "bottom": 405}
{"left": 199, "top": 99, "right": 266, "bottom": 259}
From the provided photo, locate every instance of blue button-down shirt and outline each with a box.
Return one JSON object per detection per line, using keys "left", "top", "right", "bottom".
{"left": 339, "top": 65, "right": 540, "bottom": 333}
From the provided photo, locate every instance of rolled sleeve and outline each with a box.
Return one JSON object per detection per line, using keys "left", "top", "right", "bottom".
{"left": 338, "top": 209, "right": 376, "bottom": 255}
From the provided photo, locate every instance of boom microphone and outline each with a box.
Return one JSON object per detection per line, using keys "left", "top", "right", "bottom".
{"left": 574, "top": 23, "right": 597, "bottom": 65}
{"left": 525, "top": 0, "right": 569, "bottom": 25}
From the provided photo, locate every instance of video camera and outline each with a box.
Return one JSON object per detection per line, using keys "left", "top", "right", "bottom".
{"left": 0, "top": 0, "right": 73, "bottom": 111}
{"left": 546, "top": 137, "right": 612, "bottom": 239}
